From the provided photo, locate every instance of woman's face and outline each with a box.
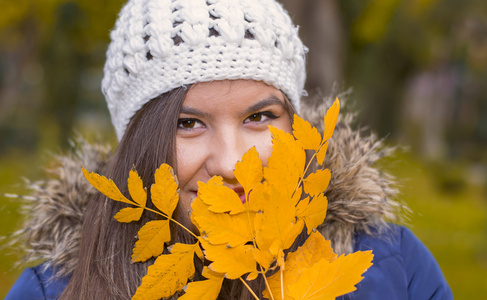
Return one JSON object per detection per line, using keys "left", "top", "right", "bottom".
{"left": 176, "top": 80, "right": 293, "bottom": 225}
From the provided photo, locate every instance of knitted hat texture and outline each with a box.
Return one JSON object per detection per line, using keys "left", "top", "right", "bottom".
{"left": 102, "top": 0, "right": 307, "bottom": 140}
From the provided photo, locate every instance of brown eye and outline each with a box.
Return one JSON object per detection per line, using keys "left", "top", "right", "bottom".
{"left": 178, "top": 119, "right": 201, "bottom": 129}
{"left": 181, "top": 120, "right": 194, "bottom": 128}
{"left": 244, "top": 111, "right": 278, "bottom": 124}
{"left": 248, "top": 113, "right": 262, "bottom": 122}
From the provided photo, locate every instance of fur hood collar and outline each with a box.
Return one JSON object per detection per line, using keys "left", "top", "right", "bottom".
{"left": 7, "top": 94, "right": 404, "bottom": 277}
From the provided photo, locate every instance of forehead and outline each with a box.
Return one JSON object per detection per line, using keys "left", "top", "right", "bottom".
{"left": 183, "top": 80, "right": 285, "bottom": 108}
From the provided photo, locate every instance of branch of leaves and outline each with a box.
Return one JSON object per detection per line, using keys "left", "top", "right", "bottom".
{"left": 82, "top": 98, "right": 374, "bottom": 300}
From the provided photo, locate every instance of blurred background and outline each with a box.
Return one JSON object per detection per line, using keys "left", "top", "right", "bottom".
{"left": 1, "top": 0, "right": 486, "bottom": 298}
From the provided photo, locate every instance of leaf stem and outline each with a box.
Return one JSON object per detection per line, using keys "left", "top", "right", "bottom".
{"left": 280, "top": 268, "right": 285, "bottom": 300}
{"left": 239, "top": 277, "right": 260, "bottom": 300}
{"left": 138, "top": 205, "right": 199, "bottom": 239}
{"left": 293, "top": 148, "right": 319, "bottom": 197}
{"left": 262, "top": 271, "right": 275, "bottom": 300}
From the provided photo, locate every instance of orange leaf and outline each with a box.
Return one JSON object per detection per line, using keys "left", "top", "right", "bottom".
{"left": 82, "top": 167, "right": 133, "bottom": 205}
{"left": 297, "top": 194, "right": 328, "bottom": 234}
{"left": 247, "top": 182, "right": 266, "bottom": 212}
{"left": 197, "top": 177, "right": 245, "bottom": 215}
{"left": 114, "top": 207, "right": 144, "bottom": 223}
{"left": 295, "top": 196, "right": 309, "bottom": 216}
{"left": 264, "top": 126, "right": 306, "bottom": 199}
{"left": 201, "top": 266, "right": 225, "bottom": 280}
{"left": 323, "top": 98, "right": 340, "bottom": 141}
{"left": 255, "top": 184, "right": 304, "bottom": 257}
{"left": 151, "top": 164, "right": 179, "bottom": 217}
{"left": 263, "top": 232, "right": 338, "bottom": 300}
{"left": 132, "top": 243, "right": 200, "bottom": 300}
{"left": 131, "top": 220, "right": 171, "bottom": 263}
{"left": 287, "top": 251, "right": 373, "bottom": 300}
{"left": 200, "top": 239, "right": 258, "bottom": 280}
{"left": 189, "top": 195, "right": 209, "bottom": 232}
{"left": 303, "top": 169, "right": 331, "bottom": 197}
{"left": 251, "top": 247, "right": 275, "bottom": 271}
{"left": 180, "top": 267, "right": 224, "bottom": 300}
{"left": 194, "top": 209, "right": 255, "bottom": 247}
{"left": 180, "top": 277, "right": 223, "bottom": 300}
{"left": 128, "top": 169, "right": 147, "bottom": 208}
{"left": 234, "top": 147, "right": 263, "bottom": 201}
{"left": 293, "top": 114, "right": 322, "bottom": 151}
{"left": 316, "top": 141, "right": 329, "bottom": 166}
{"left": 285, "top": 232, "right": 338, "bottom": 275}
{"left": 170, "top": 242, "right": 204, "bottom": 261}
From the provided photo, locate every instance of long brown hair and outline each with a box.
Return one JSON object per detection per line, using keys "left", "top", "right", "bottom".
{"left": 61, "top": 85, "right": 298, "bottom": 300}
{"left": 61, "top": 87, "right": 190, "bottom": 299}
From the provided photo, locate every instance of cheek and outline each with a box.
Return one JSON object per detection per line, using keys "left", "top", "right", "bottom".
{"left": 253, "top": 134, "right": 273, "bottom": 167}
{"left": 176, "top": 141, "right": 200, "bottom": 226}
{"left": 176, "top": 141, "right": 200, "bottom": 189}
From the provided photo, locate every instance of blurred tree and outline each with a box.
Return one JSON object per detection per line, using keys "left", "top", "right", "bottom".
{"left": 281, "top": 0, "right": 344, "bottom": 94}
{"left": 0, "top": 0, "right": 122, "bottom": 152}
{"left": 337, "top": 0, "right": 486, "bottom": 163}
{"left": 0, "top": 0, "right": 485, "bottom": 163}
{"left": 42, "top": 2, "right": 87, "bottom": 147}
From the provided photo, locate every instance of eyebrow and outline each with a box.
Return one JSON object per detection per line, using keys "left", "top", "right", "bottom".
{"left": 179, "top": 106, "right": 212, "bottom": 119}
{"left": 179, "top": 94, "right": 287, "bottom": 119}
{"left": 239, "top": 95, "right": 286, "bottom": 118}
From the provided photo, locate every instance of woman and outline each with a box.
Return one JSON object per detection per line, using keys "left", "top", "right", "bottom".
{"left": 5, "top": 0, "right": 453, "bottom": 299}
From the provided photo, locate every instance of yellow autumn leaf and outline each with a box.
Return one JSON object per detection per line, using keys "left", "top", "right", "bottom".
{"left": 200, "top": 239, "right": 258, "bottom": 280}
{"left": 114, "top": 207, "right": 144, "bottom": 223}
{"left": 170, "top": 242, "right": 204, "bottom": 261}
{"left": 197, "top": 177, "right": 245, "bottom": 214}
{"left": 287, "top": 231, "right": 338, "bottom": 268}
{"left": 234, "top": 146, "right": 263, "bottom": 200}
{"left": 201, "top": 266, "right": 225, "bottom": 280}
{"left": 255, "top": 184, "right": 304, "bottom": 257}
{"left": 151, "top": 164, "right": 179, "bottom": 217}
{"left": 287, "top": 250, "right": 373, "bottom": 300}
{"left": 132, "top": 243, "right": 199, "bottom": 300}
{"left": 316, "top": 140, "right": 329, "bottom": 166}
{"left": 295, "top": 196, "right": 309, "bottom": 216}
{"left": 293, "top": 114, "right": 322, "bottom": 151}
{"left": 189, "top": 195, "right": 209, "bottom": 232}
{"left": 193, "top": 208, "right": 255, "bottom": 247}
{"left": 264, "top": 126, "right": 306, "bottom": 198}
{"left": 263, "top": 232, "right": 338, "bottom": 300}
{"left": 82, "top": 167, "right": 134, "bottom": 205}
{"left": 297, "top": 194, "right": 328, "bottom": 234}
{"left": 180, "top": 267, "right": 224, "bottom": 300}
{"left": 291, "top": 185, "right": 303, "bottom": 207}
{"left": 191, "top": 182, "right": 255, "bottom": 248}
{"left": 128, "top": 169, "right": 147, "bottom": 208}
{"left": 251, "top": 247, "right": 275, "bottom": 271}
{"left": 303, "top": 169, "right": 331, "bottom": 197}
{"left": 323, "top": 98, "right": 340, "bottom": 141}
{"left": 247, "top": 182, "right": 266, "bottom": 212}
{"left": 132, "top": 220, "right": 171, "bottom": 263}
{"left": 180, "top": 277, "right": 223, "bottom": 300}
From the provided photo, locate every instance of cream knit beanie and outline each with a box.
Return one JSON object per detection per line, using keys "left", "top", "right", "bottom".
{"left": 102, "top": 0, "right": 307, "bottom": 140}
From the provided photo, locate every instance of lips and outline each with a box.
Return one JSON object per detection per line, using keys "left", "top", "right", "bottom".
{"left": 232, "top": 187, "right": 246, "bottom": 204}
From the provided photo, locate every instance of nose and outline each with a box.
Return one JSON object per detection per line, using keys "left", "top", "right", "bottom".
{"left": 206, "top": 130, "right": 247, "bottom": 183}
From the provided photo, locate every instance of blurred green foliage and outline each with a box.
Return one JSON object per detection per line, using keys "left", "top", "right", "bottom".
{"left": 382, "top": 151, "right": 487, "bottom": 298}
{"left": 1, "top": 0, "right": 486, "bottom": 298}
{"left": 341, "top": 0, "right": 487, "bottom": 163}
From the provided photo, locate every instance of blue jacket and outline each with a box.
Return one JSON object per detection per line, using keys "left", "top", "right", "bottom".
{"left": 6, "top": 225, "right": 452, "bottom": 300}
{"left": 338, "top": 225, "right": 453, "bottom": 300}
